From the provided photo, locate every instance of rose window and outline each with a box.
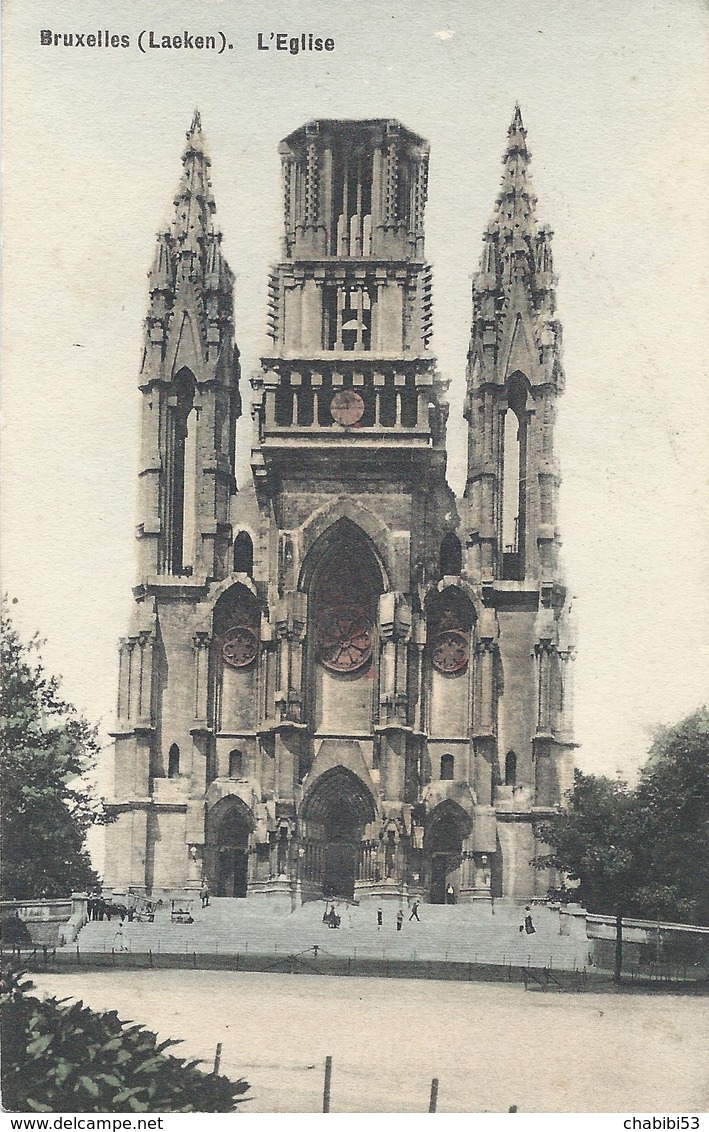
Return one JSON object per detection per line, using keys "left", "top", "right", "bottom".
{"left": 431, "top": 629, "right": 469, "bottom": 674}
{"left": 221, "top": 626, "right": 259, "bottom": 669}
{"left": 317, "top": 604, "right": 374, "bottom": 674}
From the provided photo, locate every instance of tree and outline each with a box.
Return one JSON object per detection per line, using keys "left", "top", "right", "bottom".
{"left": 0, "top": 601, "right": 105, "bottom": 899}
{"left": 632, "top": 708, "right": 709, "bottom": 926}
{"left": 536, "top": 708, "right": 709, "bottom": 981}
{"left": 535, "top": 771, "right": 638, "bottom": 982}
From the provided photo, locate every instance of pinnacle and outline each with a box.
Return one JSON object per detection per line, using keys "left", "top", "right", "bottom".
{"left": 172, "top": 109, "right": 217, "bottom": 253}
{"left": 489, "top": 104, "right": 537, "bottom": 246}
{"left": 510, "top": 103, "right": 525, "bottom": 137}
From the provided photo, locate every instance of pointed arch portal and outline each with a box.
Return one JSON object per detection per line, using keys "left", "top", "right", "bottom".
{"left": 206, "top": 797, "right": 254, "bottom": 898}
{"left": 425, "top": 801, "right": 472, "bottom": 904}
{"left": 300, "top": 767, "right": 376, "bottom": 899}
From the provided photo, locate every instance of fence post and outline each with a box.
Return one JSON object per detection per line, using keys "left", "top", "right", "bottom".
{"left": 323, "top": 1055, "right": 333, "bottom": 1113}
{"left": 213, "top": 1042, "right": 222, "bottom": 1075}
{"left": 428, "top": 1077, "right": 439, "bottom": 1113}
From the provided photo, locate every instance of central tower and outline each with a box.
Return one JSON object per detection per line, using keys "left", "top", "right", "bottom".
{"left": 250, "top": 119, "right": 461, "bottom": 902}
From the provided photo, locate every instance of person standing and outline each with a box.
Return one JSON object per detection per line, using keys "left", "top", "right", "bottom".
{"left": 409, "top": 900, "right": 420, "bottom": 922}
{"left": 446, "top": 883, "right": 455, "bottom": 905}
{"left": 377, "top": 907, "right": 383, "bottom": 930}
{"left": 524, "top": 907, "right": 536, "bottom": 935}
{"left": 396, "top": 908, "right": 404, "bottom": 932}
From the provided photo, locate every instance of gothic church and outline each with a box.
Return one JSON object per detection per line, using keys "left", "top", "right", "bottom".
{"left": 105, "top": 110, "right": 575, "bottom": 905}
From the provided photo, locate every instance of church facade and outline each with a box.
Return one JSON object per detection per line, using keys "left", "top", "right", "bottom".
{"left": 105, "top": 110, "right": 576, "bottom": 905}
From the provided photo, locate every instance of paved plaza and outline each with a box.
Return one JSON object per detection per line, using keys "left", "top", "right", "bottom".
{"left": 33, "top": 969, "right": 708, "bottom": 1112}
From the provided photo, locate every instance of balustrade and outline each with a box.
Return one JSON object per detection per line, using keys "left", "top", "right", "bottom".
{"left": 270, "top": 382, "right": 427, "bottom": 432}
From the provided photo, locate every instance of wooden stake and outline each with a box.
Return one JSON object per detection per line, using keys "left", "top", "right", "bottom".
{"left": 213, "top": 1042, "right": 222, "bottom": 1075}
{"left": 323, "top": 1055, "right": 333, "bottom": 1112}
{"left": 429, "top": 1077, "right": 439, "bottom": 1112}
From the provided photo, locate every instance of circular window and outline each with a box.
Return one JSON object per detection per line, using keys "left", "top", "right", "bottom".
{"left": 432, "top": 629, "right": 469, "bottom": 674}
{"left": 317, "top": 604, "right": 374, "bottom": 674}
{"left": 221, "top": 626, "right": 258, "bottom": 669}
{"left": 330, "top": 389, "right": 365, "bottom": 426}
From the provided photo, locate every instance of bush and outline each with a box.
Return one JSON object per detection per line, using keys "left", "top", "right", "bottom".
{"left": 1, "top": 969, "right": 249, "bottom": 1112}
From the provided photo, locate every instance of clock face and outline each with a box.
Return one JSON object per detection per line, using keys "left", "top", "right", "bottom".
{"left": 221, "top": 626, "right": 258, "bottom": 669}
{"left": 330, "top": 389, "right": 365, "bottom": 426}
{"left": 432, "top": 629, "right": 469, "bottom": 675}
{"left": 317, "top": 604, "right": 374, "bottom": 674}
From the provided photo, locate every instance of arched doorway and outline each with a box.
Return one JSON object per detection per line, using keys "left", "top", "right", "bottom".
{"left": 206, "top": 798, "right": 253, "bottom": 898}
{"left": 426, "top": 802, "right": 471, "bottom": 905}
{"left": 300, "top": 767, "right": 376, "bottom": 900}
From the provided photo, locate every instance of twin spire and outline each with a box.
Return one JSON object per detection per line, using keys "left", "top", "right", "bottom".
{"left": 475, "top": 104, "right": 556, "bottom": 302}
{"left": 143, "top": 111, "right": 235, "bottom": 375}
{"left": 490, "top": 104, "right": 538, "bottom": 247}
{"left": 172, "top": 109, "right": 216, "bottom": 255}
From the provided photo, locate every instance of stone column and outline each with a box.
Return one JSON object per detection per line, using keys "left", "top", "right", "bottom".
{"left": 275, "top": 593, "right": 307, "bottom": 725}
{"left": 473, "top": 608, "right": 498, "bottom": 807}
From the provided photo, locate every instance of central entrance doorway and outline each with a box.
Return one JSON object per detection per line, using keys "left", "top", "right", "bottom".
{"left": 322, "top": 840, "right": 357, "bottom": 899}
{"left": 300, "top": 766, "right": 376, "bottom": 901}
{"left": 207, "top": 798, "right": 252, "bottom": 898}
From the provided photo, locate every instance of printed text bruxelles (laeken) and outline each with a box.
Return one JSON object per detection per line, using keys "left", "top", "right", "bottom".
{"left": 39, "top": 30, "right": 336, "bottom": 53}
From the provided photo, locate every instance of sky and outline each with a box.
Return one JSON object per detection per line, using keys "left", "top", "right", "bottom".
{"left": 3, "top": 0, "right": 708, "bottom": 800}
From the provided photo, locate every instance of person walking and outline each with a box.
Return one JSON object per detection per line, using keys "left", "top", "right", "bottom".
{"left": 446, "top": 883, "right": 455, "bottom": 905}
{"left": 524, "top": 907, "right": 536, "bottom": 935}
{"left": 377, "top": 907, "right": 383, "bottom": 930}
{"left": 200, "top": 885, "right": 210, "bottom": 909}
{"left": 409, "top": 900, "right": 420, "bottom": 922}
{"left": 396, "top": 908, "right": 404, "bottom": 932}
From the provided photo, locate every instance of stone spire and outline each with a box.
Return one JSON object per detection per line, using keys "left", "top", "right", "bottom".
{"left": 172, "top": 110, "right": 217, "bottom": 264}
{"left": 490, "top": 105, "right": 537, "bottom": 245}
{"left": 142, "top": 111, "right": 235, "bottom": 376}
{"left": 468, "top": 106, "right": 561, "bottom": 377}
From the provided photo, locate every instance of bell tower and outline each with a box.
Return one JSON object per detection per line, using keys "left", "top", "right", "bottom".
{"left": 251, "top": 118, "right": 449, "bottom": 487}
{"left": 106, "top": 113, "right": 241, "bottom": 894}
{"left": 136, "top": 111, "right": 240, "bottom": 584}
{"left": 463, "top": 107, "right": 575, "bottom": 897}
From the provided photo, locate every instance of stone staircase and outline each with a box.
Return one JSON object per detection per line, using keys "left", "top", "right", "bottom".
{"left": 70, "top": 898, "right": 589, "bottom": 970}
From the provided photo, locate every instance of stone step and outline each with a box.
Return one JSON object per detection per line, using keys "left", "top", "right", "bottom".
{"left": 71, "top": 899, "right": 588, "bottom": 968}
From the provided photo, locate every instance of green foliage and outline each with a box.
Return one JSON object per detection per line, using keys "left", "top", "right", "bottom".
{"left": 535, "top": 770, "right": 638, "bottom": 916}
{"left": 632, "top": 707, "right": 709, "bottom": 925}
{"left": 1, "top": 970, "right": 249, "bottom": 1112}
{"left": 0, "top": 600, "right": 106, "bottom": 899}
{"left": 536, "top": 708, "right": 709, "bottom": 926}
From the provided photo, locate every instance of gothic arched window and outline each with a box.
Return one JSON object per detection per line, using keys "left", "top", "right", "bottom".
{"left": 168, "top": 371, "right": 196, "bottom": 575}
{"left": 233, "top": 531, "right": 254, "bottom": 575}
{"left": 168, "top": 743, "right": 180, "bottom": 778}
{"left": 439, "top": 533, "right": 462, "bottom": 576}
{"left": 505, "top": 750, "right": 517, "bottom": 787}
{"left": 229, "top": 749, "right": 243, "bottom": 778}
{"left": 501, "top": 376, "right": 529, "bottom": 581}
{"left": 440, "top": 754, "right": 454, "bottom": 781}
